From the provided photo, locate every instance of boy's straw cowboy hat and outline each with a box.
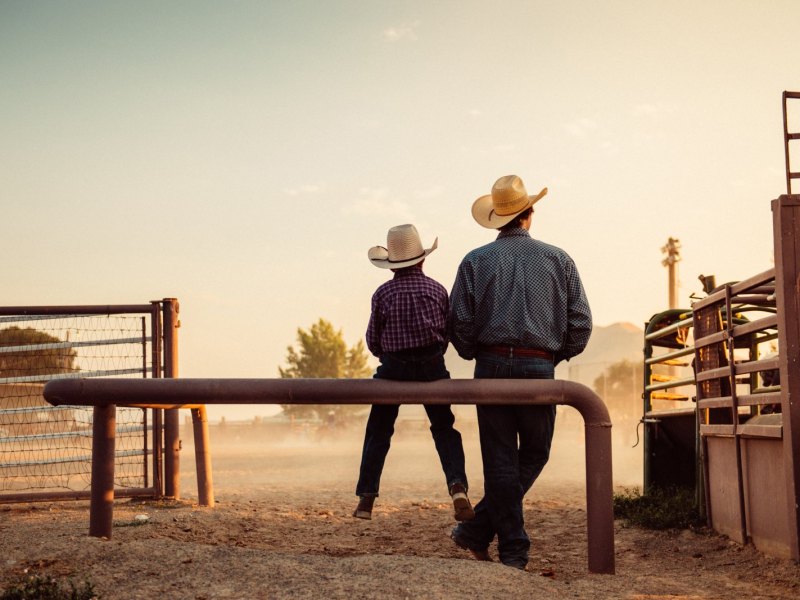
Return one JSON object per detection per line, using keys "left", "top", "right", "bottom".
{"left": 368, "top": 224, "right": 438, "bottom": 269}
{"left": 472, "top": 174, "right": 548, "bottom": 229}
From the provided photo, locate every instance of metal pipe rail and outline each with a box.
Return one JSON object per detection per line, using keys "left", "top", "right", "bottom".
{"left": 43, "top": 377, "right": 615, "bottom": 575}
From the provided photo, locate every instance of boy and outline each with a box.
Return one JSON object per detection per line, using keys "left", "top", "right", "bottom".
{"left": 354, "top": 224, "right": 473, "bottom": 522}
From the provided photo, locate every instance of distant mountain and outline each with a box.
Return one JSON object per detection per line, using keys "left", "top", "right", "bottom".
{"left": 444, "top": 322, "right": 644, "bottom": 387}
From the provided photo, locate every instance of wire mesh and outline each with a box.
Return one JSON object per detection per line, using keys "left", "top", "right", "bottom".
{"left": 0, "top": 313, "right": 154, "bottom": 495}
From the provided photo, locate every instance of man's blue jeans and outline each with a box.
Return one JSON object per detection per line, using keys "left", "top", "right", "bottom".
{"left": 355, "top": 346, "right": 468, "bottom": 497}
{"left": 452, "top": 351, "right": 555, "bottom": 567}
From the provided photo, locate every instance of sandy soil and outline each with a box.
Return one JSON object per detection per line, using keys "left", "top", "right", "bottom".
{"left": 1, "top": 415, "right": 799, "bottom": 599}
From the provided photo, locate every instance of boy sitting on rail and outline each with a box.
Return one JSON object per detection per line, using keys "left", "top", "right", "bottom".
{"left": 353, "top": 224, "right": 473, "bottom": 522}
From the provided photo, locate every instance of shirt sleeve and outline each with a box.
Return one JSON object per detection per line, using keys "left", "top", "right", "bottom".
{"left": 365, "top": 293, "right": 383, "bottom": 357}
{"left": 448, "top": 258, "right": 477, "bottom": 360}
{"left": 558, "top": 258, "right": 592, "bottom": 364}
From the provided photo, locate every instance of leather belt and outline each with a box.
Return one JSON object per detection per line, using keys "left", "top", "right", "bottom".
{"left": 478, "top": 345, "right": 554, "bottom": 360}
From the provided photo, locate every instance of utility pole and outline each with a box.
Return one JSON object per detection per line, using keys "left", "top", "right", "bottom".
{"left": 661, "top": 237, "right": 682, "bottom": 309}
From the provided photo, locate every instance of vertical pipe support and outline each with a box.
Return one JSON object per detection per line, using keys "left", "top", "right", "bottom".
{"left": 162, "top": 298, "right": 181, "bottom": 499}
{"left": 584, "top": 421, "right": 615, "bottom": 574}
{"left": 191, "top": 406, "right": 215, "bottom": 507}
{"left": 89, "top": 404, "right": 116, "bottom": 539}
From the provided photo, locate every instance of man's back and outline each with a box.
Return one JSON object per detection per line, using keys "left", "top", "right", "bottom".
{"left": 449, "top": 227, "right": 591, "bottom": 363}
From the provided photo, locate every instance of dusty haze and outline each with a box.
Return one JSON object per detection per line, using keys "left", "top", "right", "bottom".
{"left": 4, "top": 412, "right": 800, "bottom": 599}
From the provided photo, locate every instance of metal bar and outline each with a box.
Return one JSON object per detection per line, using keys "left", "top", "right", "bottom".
{"left": 141, "top": 316, "right": 148, "bottom": 489}
{"left": 43, "top": 376, "right": 615, "bottom": 575}
{"left": 727, "top": 295, "right": 775, "bottom": 306}
{"left": 89, "top": 404, "right": 116, "bottom": 538}
{"left": 786, "top": 91, "right": 794, "bottom": 194}
{"left": 728, "top": 268, "right": 777, "bottom": 297}
{"left": 730, "top": 315, "right": 778, "bottom": 339}
{"left": 0, "top": 305, "right": 155, "bottom": 317}
{"left": 693, "top": 273, "right": 775, "bottom": 313}
{"left": 151, "top": 302, "right": 163, "bottom": 498}
{"left": 692, "top": 291, "right": 726, "bottom": 311}
{"left": 698, "top": 397, "right": 733, "bottom": 410}
{"left": 737, "top": 424, "right": 783, "bottom": 439}
{"left": 737, "top": 391, "right": 783, "bottom": 406}
{"left": 0, "top": 368, "right": 150, "bottom": 385}
{"left": 695, "top": 367, "right": 729, "bottom": 383}
{"left": 0, "top": 487, "right": 158, "bottom": 505}
{"left": 162, "top": 299, "right": 181, "bottom": 500}
{"left": 0, "top": 337, "right": 151, "bottom": 355}
{"left": 0, "top": 405, "right": 76, "bottom": 416}
{"left": 700, "top": 424, "right": 735, "bottom": 436}
{"left": 0, "top": 424, "right": 148, "bottom": 444}
{"left": 643, "top": 317, "right": 694, "bottom": 341}
{"left": 643, "top": 376, "right": 696, "bottom": 393}
{"left": 644, "top": 346, "right": 694, "bottom": 366}
{"left": 734, "top": 357, "right": 781, "bottom": 375}
{"left": 0, "top": 448, "right": 149, "bottom": 469}
{"left": 693, "top": 330, "right": 727, "bottom": 350}
{"left": 699, "top": 392, "right": 783, "bottom": 409}
{"left": 725, "top": 285, "right": 749, "bottom": 545}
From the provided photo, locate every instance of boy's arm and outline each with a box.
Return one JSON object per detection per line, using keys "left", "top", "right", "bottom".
{"left": 365, "top": 294, "right": 382, "bottom": 358}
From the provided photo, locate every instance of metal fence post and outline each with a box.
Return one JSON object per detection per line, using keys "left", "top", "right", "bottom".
{"left": 192, "top": 406, "right": 215, "bottom": 507}
{"left": 162, "top": 298, "right": 181, "bottom": 499}
{"left": 772, "top": 195, "right": 800, "bottom": 560}
{"left": 88, "top": 404, "right": 116, "bottom": 538}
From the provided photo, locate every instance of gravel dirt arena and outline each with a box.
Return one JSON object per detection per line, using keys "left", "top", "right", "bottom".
{"left": 2, "top": 410, "right": 799, "bottom": 599}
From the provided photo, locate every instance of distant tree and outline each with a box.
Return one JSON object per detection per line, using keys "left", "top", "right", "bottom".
{"left": 0, "top": 326, "right": 77, "bottom": 379}
{"left": 278, "top": 319, "right": 372, "bottom": 421}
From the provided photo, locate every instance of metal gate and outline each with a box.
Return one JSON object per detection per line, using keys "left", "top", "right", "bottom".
{"left": 0, "top": 300, "right": 177, "bottom": 503}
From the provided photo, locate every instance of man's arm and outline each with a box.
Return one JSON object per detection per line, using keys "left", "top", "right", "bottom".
{"left": 448, "top": 260, "right": 477, "bottom": 360}
{"left": 559, "top": 258, "right": 592, "bottom": 363}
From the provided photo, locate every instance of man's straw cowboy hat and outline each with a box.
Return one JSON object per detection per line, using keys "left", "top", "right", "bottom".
{"left": 472, "top": 174, "right": 548, "bottom": 229}
{"left": 368, "top": 224, "right": 438, "bottom": 269}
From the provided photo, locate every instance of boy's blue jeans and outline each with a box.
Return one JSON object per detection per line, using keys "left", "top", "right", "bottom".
{"left": 451, "top": 351, "right": 556, "bottom": 568}
{"left": 355, "top": 345, "right": 468, "bottom": 497}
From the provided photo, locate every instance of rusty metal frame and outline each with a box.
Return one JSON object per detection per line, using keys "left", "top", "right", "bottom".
{"left": 691, "top": 255, "right": 800, "bottom": 559}
{"left": 43, "top": 377, "right": 615, "bottom": 575}
{"left": 783, "top": 91, "right": 800, "bottom": 195}
{"left": 772, "top": 195, "right": 800, "bottom": 559}
{"left": 0, "top": 303, "right": 165, "bottom": 504}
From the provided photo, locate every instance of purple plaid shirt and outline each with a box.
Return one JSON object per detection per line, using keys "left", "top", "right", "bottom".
{"left": 366, "top": 266, "right": 449, "bottom": 357}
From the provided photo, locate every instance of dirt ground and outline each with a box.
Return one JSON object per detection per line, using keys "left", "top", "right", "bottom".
{"left": 1, "top": 414, "right": 799, "bottom": 599}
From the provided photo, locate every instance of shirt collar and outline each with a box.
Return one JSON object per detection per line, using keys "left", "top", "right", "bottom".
{"left": 496, "top": 227, "right": 531, "bottom": 240}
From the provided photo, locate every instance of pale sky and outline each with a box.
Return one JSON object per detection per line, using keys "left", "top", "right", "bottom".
{"left": 3, "top": 1, "right": 799, "bottom": 412}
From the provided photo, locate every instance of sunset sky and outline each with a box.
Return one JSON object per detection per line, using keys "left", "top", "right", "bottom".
{"left": 3, "top": 1, "right": 800, "bottom": 417}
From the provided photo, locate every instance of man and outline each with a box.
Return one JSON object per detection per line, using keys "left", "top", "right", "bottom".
{"left": 354, "top": 223, "right": 474, "bottom": 523}
{"left": 448, "top": 174, "right": 592, "bottom": 570}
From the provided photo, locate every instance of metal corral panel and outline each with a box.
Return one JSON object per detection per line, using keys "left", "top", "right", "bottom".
{"left": 706, "top": 436, "right": 746, "bottom": 544}
{"left": 742, "top": 436, "right": 792, "bottom": 558}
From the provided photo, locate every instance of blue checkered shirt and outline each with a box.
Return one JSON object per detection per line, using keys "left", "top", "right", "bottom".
{"left": 448, "top": 228, "right": 592, "bottom": 363}
{"left": 366, "top": 267, "right": 449, "bottom": 357}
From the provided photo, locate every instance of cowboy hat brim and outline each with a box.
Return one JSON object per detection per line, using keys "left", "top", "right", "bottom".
{"left": 368, "top": 237, "right": 438, "bottom": 269}
{"left": 471, "top": 187, "right": 548, "bottom": 229}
